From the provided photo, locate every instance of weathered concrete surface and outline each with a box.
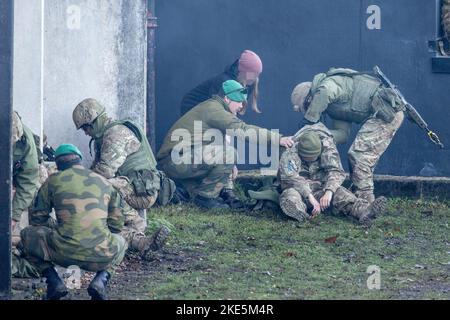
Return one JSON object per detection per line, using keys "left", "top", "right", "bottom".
{"left": 237, "top": 170, "right": 450, "bottom": 201}
{"left": 13, "top": 0, "right": 147, "bottom": 164}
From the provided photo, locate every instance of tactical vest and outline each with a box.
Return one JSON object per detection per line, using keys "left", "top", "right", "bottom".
{"left": 94, "top": 120, "right": 157, "bottom": 177}
{"left": 310, "top": 68, "right": 382, "bottom": 123}
{"left": 94, "top": 120, "right": 178, "bottom": 205}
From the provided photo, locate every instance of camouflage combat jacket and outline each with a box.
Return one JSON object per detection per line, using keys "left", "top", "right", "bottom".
{"left": 278, "top": 123, "right": 345, "bottom": 199}
{"left": 30, "top": 165, "right": 125, "bottom": 263}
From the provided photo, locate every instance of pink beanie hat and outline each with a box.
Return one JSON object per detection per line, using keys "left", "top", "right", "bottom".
{"left": 238, "top": 50, "right": 263, "bottom": 74}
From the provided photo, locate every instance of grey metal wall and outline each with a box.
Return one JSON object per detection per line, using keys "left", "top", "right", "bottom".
{"left": 155, "top": 0, "right": 450, "bottom": 176}
{"left": 13, "top": 0, "right": 147, "bottom": 164}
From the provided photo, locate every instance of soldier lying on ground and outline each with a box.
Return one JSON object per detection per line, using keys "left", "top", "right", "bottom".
{"left": 278, "top": 123, "right": 387, "bottom": 226}
{"left": 72, "top": 99, "right": 171, "bottom": 258}
{"left": 291, "top": 67, "right": 406, "bottom": 203}
{"left": 13, "top": 144, "right": 127, "bottom": 300}
{"left": 157, "top": 80, "right": 294, "bottom": 210}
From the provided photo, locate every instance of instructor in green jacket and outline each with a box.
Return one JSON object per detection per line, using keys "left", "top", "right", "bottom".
{"left": 158, "top": 80, "right": 294, "bottom": 209}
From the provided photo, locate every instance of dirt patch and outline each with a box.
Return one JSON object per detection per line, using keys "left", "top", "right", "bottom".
{"left": 11, "top": 247, "right": 203, "bottom": 300}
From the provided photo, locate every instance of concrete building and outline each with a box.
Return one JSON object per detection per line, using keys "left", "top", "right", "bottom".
{"left": 13, "top": 0, "right": 148, "bottom": 163}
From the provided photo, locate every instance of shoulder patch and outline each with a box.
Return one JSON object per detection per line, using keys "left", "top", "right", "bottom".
{"left": 287, "top": 159, "right": 298, "bottom": 176}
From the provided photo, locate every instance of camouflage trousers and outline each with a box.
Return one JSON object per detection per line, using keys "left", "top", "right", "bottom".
{"left": 279, "top": 184, "right": 370, "bottom": 221}
{"left": 120, "top": 200, "right": 148, "bottom": 246}
{"left": 14, "top": 225, "right": 127, "bottom": 276}
{"left": 348, "top": 111, "right": 404, "bottom": 201}
{"left": 109, "top": 176, "right": 158, "bottom": 210}
{"left": 159, "top": 145, "right": 235, "bottom": 199}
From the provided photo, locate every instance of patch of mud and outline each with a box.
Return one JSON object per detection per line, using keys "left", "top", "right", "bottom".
{"left": 11, "top": 247, "right": 202, "bottom": 300}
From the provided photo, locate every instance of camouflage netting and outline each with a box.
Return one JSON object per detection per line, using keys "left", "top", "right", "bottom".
{"left": 443, "top": 0, "right": 450, "bottom": 40}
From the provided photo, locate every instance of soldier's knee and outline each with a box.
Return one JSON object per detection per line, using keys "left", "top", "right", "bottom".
{"left": 280, "top": 188, "right": 303, "bottom": 203}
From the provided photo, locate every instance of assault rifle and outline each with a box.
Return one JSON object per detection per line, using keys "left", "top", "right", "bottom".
{"left": 373, "top": 66, "right": 444, "bottom": 149}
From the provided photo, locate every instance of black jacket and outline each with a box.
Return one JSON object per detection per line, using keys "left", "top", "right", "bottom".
{"left": 179, "top": 60, "right": 255, "bottom": 116}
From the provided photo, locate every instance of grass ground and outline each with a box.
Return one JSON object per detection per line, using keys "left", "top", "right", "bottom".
{"left": 12, "top": 197, "right": 450, "bottom": 300}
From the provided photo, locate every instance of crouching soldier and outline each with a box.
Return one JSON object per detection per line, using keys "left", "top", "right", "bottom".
{"left": 72, "top": 99, "right": 172, "bottom": 257}
{"left": 15, "top": 144, "right": 127, "bottom": 300}
{"left": 157, "top": 80, "right": 294, "bottom": 210}
{"left": 278, "top": 123, "right": 387, "bottom": 226}
{"left": 291, "top": 68, "right": 406, "bottom": 203}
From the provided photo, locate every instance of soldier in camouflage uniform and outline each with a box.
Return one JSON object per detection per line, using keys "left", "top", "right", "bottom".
{"left": 72, "top": 98, "right": 171, "bottom": 258}
{"left": 278, "top": 123, "right": 387, "bottom": 225}
{"left": 15, "top": 144, "right": 127, "bottom": 300}
{"left": 11, "top": 112, "right": 40, "bottom": 245}
{"left": 157, "top": 80, "right": 294, "bottom": 209}
{"left": 291, "top": 67, "right": 406, "bottom": 203}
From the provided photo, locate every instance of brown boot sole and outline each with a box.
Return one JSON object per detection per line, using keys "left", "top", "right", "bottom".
{"left": 359, "top": 196, "right": 388, "bottom": 226}
{"left": 280, "top": 198, "right": 309, "bottom": 222}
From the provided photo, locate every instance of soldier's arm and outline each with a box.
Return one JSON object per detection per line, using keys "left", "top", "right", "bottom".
{"left": 107, "top": 189, "right": 124, "bottom": 233}
{"left": 92, "top": 126, "right": 141, "bottom": 179}
{"left": 29, "top": 180, "right": 52, "bottom": 226}
{"left": 208, "top": 107, "right": 282, "bottom": 145}
{"left": 320, "top": 136, "right": 346, "bottom": 193}
{"left": 304, "top": 78, "right": 347, "bottom": 123}
{"left": 329, "top": 119, "right": 352, "bottom": 145}
{"left": 278, "top": 149, "right": 313, "bottom": 199}
{"left": 12, "top": 137, "right": 40, "bottom": 222}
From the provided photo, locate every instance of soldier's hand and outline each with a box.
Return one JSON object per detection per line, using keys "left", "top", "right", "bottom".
{"left": 280, "top": 136, "right": 295, "bottom": 148}
{"left": 11, "top": 220, "right": 17, "bottom": 233}
{"left": 308, "top": 194, "right": 321, "bottom": 217}
{"left": 320, "top": 190, "right": 333, "bottom": 210}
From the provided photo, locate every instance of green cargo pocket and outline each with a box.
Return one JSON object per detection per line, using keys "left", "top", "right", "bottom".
{"left": 371, "top": 89, "right": 396, "bottom": 123}
{"left": 130, "top": 170, "right": 160, "bottom": 197}
{"left": 156, "top": 172, "right": 176, "bottom": 206}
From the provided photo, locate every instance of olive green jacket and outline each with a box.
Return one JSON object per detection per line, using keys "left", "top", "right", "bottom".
{"left": 305, "top": 69, "right": 382, "bottom": 144}
{"left": 157, "top": 96, "right": 281, "bottom": 160}
{"left": 13, "top": 124, "right": 39, "bottom": 221}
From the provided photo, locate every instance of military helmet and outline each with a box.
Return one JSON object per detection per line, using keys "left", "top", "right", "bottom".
{"left": 12, "top": 112, "right": 24, "bottom": 144}
{"left": 72, "top": 98, "right": 106, "bottom": 129}
{"left": 297, "top": 131, "right": 322, "bottom": 158}
{"left": 291, "top": 82, "right": 312, "bottom": 112}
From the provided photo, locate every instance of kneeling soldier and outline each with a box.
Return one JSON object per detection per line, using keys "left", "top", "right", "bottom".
{"left": 158, "top": 80, "right": 294, "bottom": 210}
{"left": 72, "top": 99, "right": 171, "bottom": 257}
{"left": 16, "top": 144, "right": 127, "bottom": 300}
{"left": 278, "top": 123, "right": 387, "bottom": 226}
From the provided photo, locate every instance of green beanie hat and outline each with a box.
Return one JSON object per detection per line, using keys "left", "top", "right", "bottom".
{"left": 55, "top": 144, "right": 83, "bottom": 160}
{"left": 222, "top": 80, "right": 248, "bottom": 102}
{"left": 297, "top": 131, "right": 322, "bottom": 158}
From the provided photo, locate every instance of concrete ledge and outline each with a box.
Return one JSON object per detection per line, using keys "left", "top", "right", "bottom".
{"left": 237, "top": 170, "right": 450, "bottom": 201}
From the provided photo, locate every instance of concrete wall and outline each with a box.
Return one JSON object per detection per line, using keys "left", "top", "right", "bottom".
{"left": 155, "top": 0, "right": 450, "bottom": 177}
{"left": 13, "top": 0, "right": 147, "bottom": 164}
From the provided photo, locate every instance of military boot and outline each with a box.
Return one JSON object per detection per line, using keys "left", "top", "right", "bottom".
{"left": 87, "top": 270, "right": 110, "bottom": 300}
{"left": 193, "top": 195, "right": 230, "bottom": 210}
{"left": 352, "top": 196, "right": 388, "bottom": 227}
{"left": 279, "top": 196, "right": 310, "bottom": 222}
{"left": 170, "top": 186, "right": 190, "bottom": 204}
{"left": 148, "top": 225, "right": 171, "bottom": 251}
{"left": 131, "top": 226, "right": 171, "bottom": 257}
{"left": 220, "top": 188, "right": 245, "bottom": 209}
{"left": 42, "top": 267, "right": 68, "bottom": 300}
